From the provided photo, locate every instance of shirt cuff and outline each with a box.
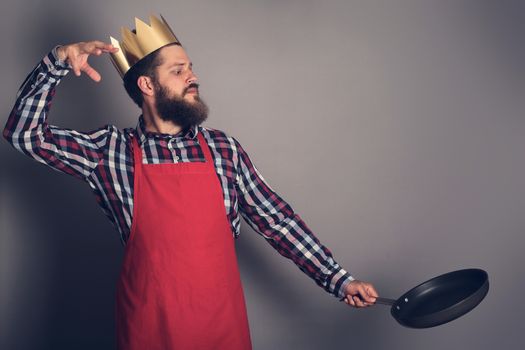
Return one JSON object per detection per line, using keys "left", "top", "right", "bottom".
{"left": 45, "top": 45, "right": 71, "bottom": 75}
{"left": 330, "top": 268, "right": 355, "bottom": 299}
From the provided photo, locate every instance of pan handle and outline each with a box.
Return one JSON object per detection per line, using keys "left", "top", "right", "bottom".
{"left": 375, "top": 297, "right": 396, "bottom": 306}
{"left": 340, "top": 296, "right": 397, "bottom": 306}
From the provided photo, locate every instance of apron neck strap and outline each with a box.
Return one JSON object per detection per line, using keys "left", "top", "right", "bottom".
{"left": 197, "top": 131, "right": 214, "bottom": 165}
{"left": 132, "top": 134, "right": 143, "bottom": 171}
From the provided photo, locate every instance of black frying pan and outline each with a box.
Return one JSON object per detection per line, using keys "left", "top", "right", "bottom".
{"left": 375, "top": 268, "right": 489, "bottom": 328}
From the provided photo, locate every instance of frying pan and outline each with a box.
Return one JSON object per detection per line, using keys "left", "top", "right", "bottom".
{"left": 374, "top": 268, "right": 489, "bottom": 328}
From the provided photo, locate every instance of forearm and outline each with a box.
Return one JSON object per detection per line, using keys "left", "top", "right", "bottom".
{"left": 244, "top": 209, "right": 354, "bottom": 298}
{"left": 3, "top": 46, "right": 70, "bottom": 153}
{"left": 3, "top": 46, "right": 110, "bottom": 180}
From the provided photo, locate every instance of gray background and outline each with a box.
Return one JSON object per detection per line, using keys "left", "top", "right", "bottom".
{"left": 1, "top": 0, "right": 524, "bottom": 349}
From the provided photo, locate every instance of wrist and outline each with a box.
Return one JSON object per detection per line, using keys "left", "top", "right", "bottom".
{"left": 338, "top": 274, "right": 355, "bottom": 299}
{"left": 47, "top": 46, "right": 72, "bottom": 73}
{"left": 56, "top": 45, "right": 68, "bottom": 62}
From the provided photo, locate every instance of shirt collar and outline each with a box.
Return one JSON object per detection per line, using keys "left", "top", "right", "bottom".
{"left": 135, "top": 116, "right": 199, "bottom": 144}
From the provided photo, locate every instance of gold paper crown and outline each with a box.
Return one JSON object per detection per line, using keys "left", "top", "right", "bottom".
{"left": 109, "top": 14, "right": 181, "bottom": 78}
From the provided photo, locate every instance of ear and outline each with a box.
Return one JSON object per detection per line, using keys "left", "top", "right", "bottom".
{"left": 137, "top": 76, "right": 155, "bottom": 97}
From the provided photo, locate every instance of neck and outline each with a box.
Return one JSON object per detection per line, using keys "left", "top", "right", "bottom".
{"left": 142, "top": 103, "right": 182, "bottom": 135}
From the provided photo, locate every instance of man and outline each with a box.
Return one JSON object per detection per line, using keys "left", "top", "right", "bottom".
{"left": 4, "top": 15, "right": 378, "bottom": 349}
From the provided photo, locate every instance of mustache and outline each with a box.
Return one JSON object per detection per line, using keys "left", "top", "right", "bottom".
{"left": 183, "top": 83, "right": 200, "bottom": 95}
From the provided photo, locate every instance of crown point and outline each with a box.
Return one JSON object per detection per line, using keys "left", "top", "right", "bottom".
{"left": 134, "top": 17, "right": 150, "bottom": 34}
{"left": 110, "top": 14, "right": 181, "bottom": 78}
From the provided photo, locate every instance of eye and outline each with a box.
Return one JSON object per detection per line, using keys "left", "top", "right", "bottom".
{"left": 172, "top": 69, "right": 183, "bottom": 76}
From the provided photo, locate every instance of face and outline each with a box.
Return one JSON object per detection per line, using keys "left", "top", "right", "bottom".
{"left": 151, "top": 45, "right": 209, "bottom": 129}
{"left": 154, "top": 44, "right": 199, "bottom": 104}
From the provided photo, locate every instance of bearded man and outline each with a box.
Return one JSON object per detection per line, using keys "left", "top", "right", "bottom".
{"left": 4, "top": 15, "right": 378, "bottom": 350}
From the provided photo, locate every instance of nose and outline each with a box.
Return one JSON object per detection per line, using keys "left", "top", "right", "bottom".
{"left": 187, "top": 70, "right": 198, "bottom": 84}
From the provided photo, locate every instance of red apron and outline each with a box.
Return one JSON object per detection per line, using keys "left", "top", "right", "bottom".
{"left": 115, "top": 133, "right": 252, "bottom": 350}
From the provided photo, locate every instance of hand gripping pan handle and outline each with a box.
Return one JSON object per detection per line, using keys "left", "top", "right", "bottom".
{"left": 375, "top": 268, "right": 489, "bottom": 328}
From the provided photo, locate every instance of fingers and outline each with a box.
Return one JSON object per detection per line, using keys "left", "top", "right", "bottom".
{"left": 343, "top": 280, "right": 379, "bottom": 309}
{"left": 82, "top": 64, "right": 102, "bottom": 82}
{"left": 70, "top": 59, "right": 101, "bottom": 82}
{"left": 367, "top": 284, "right": 379, "bottom": 300}
{"left": 343, "top": 296, "right": 355, "bottom": 307}
{"left": 343, "top": 295, "right": 367, "bottom": 308}
{"left": 81, "top": 41, "right": 119, "bottom": 55}
{"left": 357, "top": 283, "right": 377, "bottom": 304}
{"left": 64, "top": 41, "right": 118, "bottom": 82}
{"left": 71, "top": 60, "right": 82, "bottom": 77}
{"left": 69, "top": 56, "right": 86, "bottom": 78}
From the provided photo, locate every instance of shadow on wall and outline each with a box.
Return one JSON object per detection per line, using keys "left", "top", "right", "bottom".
{"left": 2, "top": 157, "right": 123, "bottom": 350}
{"left": 2, "top": 9, "right": 123, "bottom": 350}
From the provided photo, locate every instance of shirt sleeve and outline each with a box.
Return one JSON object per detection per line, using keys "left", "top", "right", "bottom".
{"left": 233, "top": 138, "right": 354, "bottom": 299}
{"left": 3, "top": 46, "right": 111, "bottom": 181}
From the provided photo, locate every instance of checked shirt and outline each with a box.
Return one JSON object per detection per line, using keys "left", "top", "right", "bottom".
{"left": 3, "top": 47, "right": 353, "bottom": 298}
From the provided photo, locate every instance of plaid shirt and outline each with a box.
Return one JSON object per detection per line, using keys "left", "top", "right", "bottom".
{"left": 3, "top": 47, "right": 353, "bottom": 298}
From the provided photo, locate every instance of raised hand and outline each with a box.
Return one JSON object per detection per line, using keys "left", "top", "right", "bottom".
{"left": 56, "top": 41, "right": 119, "bottom": 82}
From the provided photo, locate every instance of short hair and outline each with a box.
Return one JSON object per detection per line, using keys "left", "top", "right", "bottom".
{"left": 122, "top": 43, "right": 181, "bottom": 108}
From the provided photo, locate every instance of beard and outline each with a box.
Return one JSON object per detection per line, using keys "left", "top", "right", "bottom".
{"left": 154, "top": 82, "right": 209, "bottom": 131}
